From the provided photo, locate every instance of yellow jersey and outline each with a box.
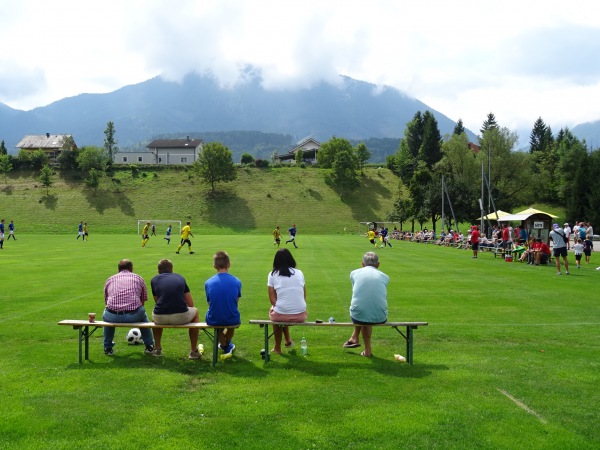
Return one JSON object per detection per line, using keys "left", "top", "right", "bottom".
{"left": 367, "top": 230, "right": 375, "bottom": 240}
{"left": 181, "top": 225, "right": 192, "bottom": 239}
{"left": 273, "top": 228, "right": 281, "bottom": 240}
{"left": 142, "top": 224, "right": 149, "bottom": 235}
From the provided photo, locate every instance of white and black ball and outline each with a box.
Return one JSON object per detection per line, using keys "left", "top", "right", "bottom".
{"left": 126, "top": 328, "right": 143, "bottom": 345}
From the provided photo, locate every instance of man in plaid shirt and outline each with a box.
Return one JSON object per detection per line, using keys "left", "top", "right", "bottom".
{"left": 102, "top": 259, "right": 154, "bottom": 355}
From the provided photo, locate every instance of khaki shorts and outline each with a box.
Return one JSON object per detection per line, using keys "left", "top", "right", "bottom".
{"left": 152, "top": 307, "right": 198, "bottom": 325}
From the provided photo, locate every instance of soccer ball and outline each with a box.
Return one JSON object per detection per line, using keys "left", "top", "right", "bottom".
{"left": 126, "top": 328, "right": 143, "bottom": 345}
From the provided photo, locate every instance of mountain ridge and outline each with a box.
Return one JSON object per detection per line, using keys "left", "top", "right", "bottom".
{"left": 0, "top": 73, "right": 474, "bottom": 157}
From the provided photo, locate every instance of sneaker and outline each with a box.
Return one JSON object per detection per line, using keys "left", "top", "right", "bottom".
{"left": 151, "top": 348, "right": 162, "bottom": 357}
{"left": 144, "top": 345, "right": 154, "bottom": 354}
{"left": 175, "top": 251, "right": 179, "bottom": 254}
{"left": 566, "top": 271, "right": 570, "bottom": 275}
{"left": 188, "top": 350, "right": 201, "bottom": 360}
{"left": 104, "top": 347, "right": 114, "bottom": 356}
{"left": 224, "top": 343, "right": 236, "bottom": 354}
{"left": 556, "top": 272, "right": 562, "bottom": 275}
{"left": 189, "top": 251, "right": 195, "bottom": 254}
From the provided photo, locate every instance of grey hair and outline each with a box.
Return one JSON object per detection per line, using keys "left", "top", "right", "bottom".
{"left": 362, "top": 252, "right": 379, "bottom": 267}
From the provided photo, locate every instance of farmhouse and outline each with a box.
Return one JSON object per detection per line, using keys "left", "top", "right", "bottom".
{"left": 277, "top": 137, "right": 320, "bottom": 164}
{"left": 114, "top": 137, "right": 203, "bottom": 165}
{"left": 16, "top": 133, "right": 77, "bottom": 166}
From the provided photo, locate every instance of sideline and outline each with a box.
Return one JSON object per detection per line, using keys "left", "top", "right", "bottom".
{"left": 0, "top": 291, "right": 97, "bottom": 324}
{"left": 497, "top": 388, "right": 548, "bottom": 425}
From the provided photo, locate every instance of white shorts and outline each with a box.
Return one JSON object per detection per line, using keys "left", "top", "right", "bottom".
{"left": 0, "top": 232, "right": 4, "bottom": 239}
{"left": 152, "top": 307, "right": 198, "bottom": 325}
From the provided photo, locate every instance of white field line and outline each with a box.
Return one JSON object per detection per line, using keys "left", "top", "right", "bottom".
{"left": 0, "top": 291, "right": 97, "bottom": 324}
{"left": 497, "top": 389, "right": 548, "bottom": 425}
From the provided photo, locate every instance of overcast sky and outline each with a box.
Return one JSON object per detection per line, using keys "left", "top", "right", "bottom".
{"left": 1, "top": 0, "right": 599, "bottom": 137}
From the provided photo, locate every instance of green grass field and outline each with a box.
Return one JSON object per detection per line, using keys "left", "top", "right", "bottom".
{"left": 1, "top": 234, "right": 599, "bottom": 449}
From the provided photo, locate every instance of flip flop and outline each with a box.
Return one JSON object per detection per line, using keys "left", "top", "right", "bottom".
{"left": 343, "top": 340, "right": 361, "bottom": 348}
{"left": 285, "top": 341, "right": 294, "bottom": 348}
{"left": 360, "top": 351, "right": 372, "bottom": 358}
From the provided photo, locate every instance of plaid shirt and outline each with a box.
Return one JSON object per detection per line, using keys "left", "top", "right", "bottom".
{"left": 104, "top": 271, "right": 148, "bottom": 311}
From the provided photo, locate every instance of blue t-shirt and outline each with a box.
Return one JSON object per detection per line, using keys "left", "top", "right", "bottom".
{"left": 288, "top": 227, "right": 296, "bottom": 236}
{"left": 205, "top": 272, "right": 242, "bottom": 326}
{"left": 0, "top": 223, "right": 4, "bottom": 233}
{"left": 349, "top": 266, "right": 389, "bottom": 323}
{"left": 151, "top": 272, "right": 191, "bottom": 315}
{"left": 9, "top": 222, "right": 14, "bottom": 231}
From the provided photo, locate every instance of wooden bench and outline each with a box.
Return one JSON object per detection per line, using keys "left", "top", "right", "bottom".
{"left": 58, "top": 320, "right": 239, "bottom": 366}
{"left": 248, "top": 320, "right": 428, "bottom": 365}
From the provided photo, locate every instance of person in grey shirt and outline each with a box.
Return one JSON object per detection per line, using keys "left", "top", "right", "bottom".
{"left": 550, "top": 223, "right": 570, "bottom": 275}
{"left": 342, "top": 252, "right": 389, "bottom": 357}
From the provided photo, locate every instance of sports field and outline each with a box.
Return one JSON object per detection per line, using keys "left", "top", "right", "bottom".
{"left": 1, "top": 234, "right": 599, "bottom": 449}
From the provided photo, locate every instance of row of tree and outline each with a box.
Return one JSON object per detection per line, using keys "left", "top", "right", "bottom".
{"left": 383, "top": 112, "right": 600, "bottom": 231}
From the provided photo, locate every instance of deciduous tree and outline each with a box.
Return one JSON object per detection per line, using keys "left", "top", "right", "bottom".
{"left": 38, "top": 164, "right": 54, "bottom": 194}
{"left": 193, "top": 142, "right": 236, "bottom": 192}
{"left": 330, "top": 146, "right": 359, "bottom": 197}
{"left": 0, "top": 154, "right": 12, "bottom": 183}
{"left": 355, "top": 142, "right": 371, "bottom": 174}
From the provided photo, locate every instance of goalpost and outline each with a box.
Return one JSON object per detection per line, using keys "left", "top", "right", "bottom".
{"left": 137, "top": 220, "right": 182, "bottom": 235}
{"left": 357, "top": 221, "right": 400, "bottom": 235}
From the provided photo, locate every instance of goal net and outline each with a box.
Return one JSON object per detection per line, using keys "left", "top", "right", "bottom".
{"left": 137, "top": 220, "right": 182, "bottom": 235}
{"left": 358, "top": 221, "right": 400, "bottom": 235}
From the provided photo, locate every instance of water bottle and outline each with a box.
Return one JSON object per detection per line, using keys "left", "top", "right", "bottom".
{"left": 300, "top": 336, "right": 307, "bottom": 356}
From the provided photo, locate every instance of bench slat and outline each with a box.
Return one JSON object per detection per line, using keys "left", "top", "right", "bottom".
{"left": 58, "top": 320, "right": 237, "bottom": 329}
{"left": 248, "top": 320, "right": 428, "bottom": 327}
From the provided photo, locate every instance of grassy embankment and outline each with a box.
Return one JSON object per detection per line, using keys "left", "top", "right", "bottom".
{"left": 1, "top": 166, "right": 401, "bottom": 234}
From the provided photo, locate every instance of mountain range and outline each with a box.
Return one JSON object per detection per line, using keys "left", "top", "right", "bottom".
{"left": 1, "top": 73, "right": 598, "bottom": 159}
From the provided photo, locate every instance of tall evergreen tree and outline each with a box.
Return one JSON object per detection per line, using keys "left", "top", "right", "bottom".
{"left": 529, "top": 117, "right": 548, "bottom": 153}
{"left": 419, "top": 111, "right": 443, "bottom": 168}
{"left": 103, "top": 121, "right": 118, "bottom": 162}
{"left": 453, "top": 119, "right": 465, "bottom": 136}
{"left": 480, "top": 112, "right": 498, "bottom": 135}
{"left": 0, "top": 140, "right": 7, "bottom": 155}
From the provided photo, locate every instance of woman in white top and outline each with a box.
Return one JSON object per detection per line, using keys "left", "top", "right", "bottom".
{"left": 267, "top": 248, "right": 307, "bottom": 354}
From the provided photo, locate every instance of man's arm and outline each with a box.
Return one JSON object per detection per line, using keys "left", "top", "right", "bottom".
{"left": 184, "top": 291, "right": 194, "bottom": 308}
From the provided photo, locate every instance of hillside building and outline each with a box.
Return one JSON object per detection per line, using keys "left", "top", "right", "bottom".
{"left": 276, "top": 137, "right": 320, "bottom": 164}
{"left": 16, "top": 133, "right": 77, "bottom": 166}
{"left": 113, "top": 137, "right": 203, "bottom": 165}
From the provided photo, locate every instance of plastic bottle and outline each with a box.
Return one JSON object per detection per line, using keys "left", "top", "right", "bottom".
{"left": 300, "top": 336, "right": 307, "bottom": 356}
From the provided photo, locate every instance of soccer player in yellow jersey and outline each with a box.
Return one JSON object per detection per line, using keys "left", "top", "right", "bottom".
{"left": 272, "top": 226, "right": 281, "bottom": 247}
{"left": 141, "top": 222, "right": 151, "bottom": 247}
{"left": 176, "top": 222, "right": 195, "bottom": 254}
{"left": 83, "top": 222, "right": 89, "bottom": 241}
{"left": 367, "top": 229, "right": 377, "bottom": 247}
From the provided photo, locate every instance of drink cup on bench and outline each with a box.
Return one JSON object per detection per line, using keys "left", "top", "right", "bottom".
{"left": 88, "top": 312, "right": 96, "bottom": 323}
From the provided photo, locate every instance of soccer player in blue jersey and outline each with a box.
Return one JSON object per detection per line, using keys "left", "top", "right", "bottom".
{"left": 285, "top": 224, "right": 298, "bottom": 248}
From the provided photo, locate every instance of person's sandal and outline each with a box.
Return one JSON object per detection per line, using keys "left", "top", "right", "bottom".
{"left": 343, "top": 340, "right": 361, "bottom": 348}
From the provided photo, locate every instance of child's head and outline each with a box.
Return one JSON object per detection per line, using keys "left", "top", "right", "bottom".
{"left": 577, "top": 238, "right": 582, "bottom": 243}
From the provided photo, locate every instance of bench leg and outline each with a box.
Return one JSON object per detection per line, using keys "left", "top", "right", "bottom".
{"left": 406, "top": 326, "right": 414, "bottom": 365}
{"left": 213, "top": 330, "right": 219, "bottom": 366}
{"left": 74, "top": 325, "right": 98, "bottom": 363}
{"left": 78, "top": 326, "right": 84, "bottom": 364}
{"left": 392, "top": 325, "right": 416, "bottom": 365}
{"left": 200, "top": 328, "right": 219, "bottom": 366}
{"left": 264, "top": 324, "right": 270, "bottom": 363}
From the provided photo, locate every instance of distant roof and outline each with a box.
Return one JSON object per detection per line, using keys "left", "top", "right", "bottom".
{"left": 498, "top": 207, "right": 558, "bottom": 222}
{"left": 146, "top": 138, "right": 202, "bottom": 149}
{"left": 16, "top": 134, "right": 72, "bottom": 149}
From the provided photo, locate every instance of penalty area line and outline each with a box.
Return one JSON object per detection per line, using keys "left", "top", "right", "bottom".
{"left": 497, "top": 388, "right": 548, "bottom": 425}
